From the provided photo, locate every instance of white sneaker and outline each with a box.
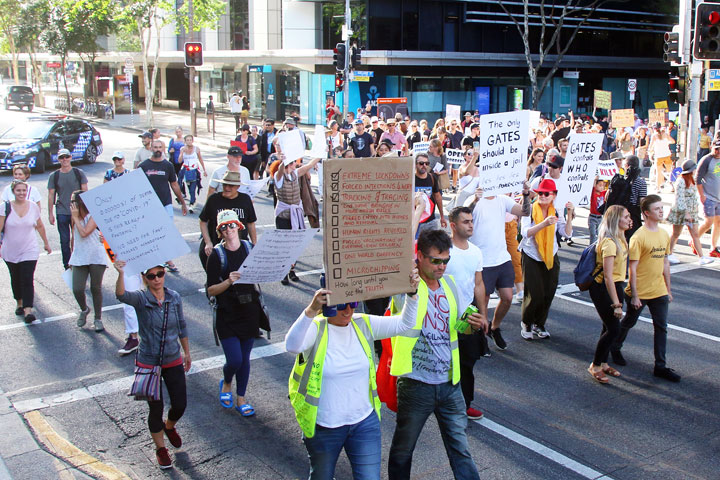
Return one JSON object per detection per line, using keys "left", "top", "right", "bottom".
{"left": 490, "top": 292, "right": 499, "bottom": 300}
{"left": 699, "top": 256, "right": 714, "bottom": 265}
{"left": 667, "top": 254, "right": 681, "bottom": 265}
{"left": 520, "top": 322, "right": 533, "bottom": 340}
{"left": 532, "top": 325, "right": 550, "bottom": 338}
{"left": 514, "top": 291, "right": 524, "bottom": 305}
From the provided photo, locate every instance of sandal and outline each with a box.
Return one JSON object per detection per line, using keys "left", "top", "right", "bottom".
{"left": 236, "top": 404, "right": 255, "bottom": 417}
{"left": 588, "top": 366, "right": 609, "bottom": 384}
{"left": 15, "top": 307, "right": 24, "bottom": 316}
{"left": 602, "top": 366, "right": 621, "bottom": 377}
{"left": 218, "top": 380, "right": 233, "bottom": 409}
{"left": 24, "top": 314, "right": 36, "bottom": 324}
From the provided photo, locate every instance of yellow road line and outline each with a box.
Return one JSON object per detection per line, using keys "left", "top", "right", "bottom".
{"left": 24, "top": 411, "right": 130, "bottom": 480}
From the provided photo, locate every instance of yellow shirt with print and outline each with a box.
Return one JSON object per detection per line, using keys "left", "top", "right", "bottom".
{"left": 624, "top": 226, "right": 670, "bottom": 299}
{"left": 595, "top": 237, "right": 627, "bottom": 284}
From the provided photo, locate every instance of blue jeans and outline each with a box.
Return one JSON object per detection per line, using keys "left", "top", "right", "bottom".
{"left": 56, "top": 213, "right": 72, "bottom": 269}
{"left": 187, "top": 180, "right": 199, "bottom": 204}
{"left": 613, "top": 295, "right": 669, "bottom": 368}
{"left": 220, "top": 337, "right": 254, "bottom": 396}
{"left": 177, "top": 167, "right": 186, "bottom": 195}
{"left": 389, "top": 378, "right": 479, "bottom": 480}
{"left": 303, "top": 411, "right": 381, "bottom": 480}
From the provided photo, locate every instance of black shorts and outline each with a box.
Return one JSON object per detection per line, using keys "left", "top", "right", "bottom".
{"left": 241, "top": 158, "right": 258, "bottom": 173}
{"left": 481, "top": 260, "right": 515, "bottom": 294}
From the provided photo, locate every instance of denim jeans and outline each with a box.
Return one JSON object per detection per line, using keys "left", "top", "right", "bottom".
{"left": 588, "top": 214, "right": 602, "bottom": 245}
{"left": 302, "top": 411, "right": 381, "bottom": 480}
{"left": 56, "top": 213, "right": 72, "bottom": 269}
{"left": 388, "top": 378, "right": 479, "bottom": 480}
{"left": 613, "top": 295, "right": 669, "bottom": 368}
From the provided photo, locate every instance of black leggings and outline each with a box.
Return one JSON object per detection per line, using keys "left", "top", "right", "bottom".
{"left": 6, "top": 260, "right": 37, "bottom": 308}
{"left": 589, "top": 280, "right": 625, "bottom": 366}
{"left": 147, "top": 364, "right": 187, "bottom": 433}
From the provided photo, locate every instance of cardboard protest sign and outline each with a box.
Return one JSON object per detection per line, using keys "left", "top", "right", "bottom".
{"left": 230, "top": 141, "right": 248, "bottom": 153}
{"left": 276, "top": 128, "right": 305, "bottom": 165}
{"left": 654, "top": 100, "right": 669, "bottom": 109}
{"left": 478, "top": 110, "right": 530, "bottom": 196}
{"left": 445, "top": 148, "right": 465, "bottom": 165}
{"left": 81, "top": 169, "right": 190, "bottom": 277}
{"left": 234, "top": 228, "right": 318, "bottom": 284}
{"left": 323, "top": 156, "right": 415, "bottom": 304}
{"left": 238, "top": 178, "right": 270, "bottom": 199}
{"left": 412, "top": 141, "right": 430, "bottom": 155}
{"left": 594, "top": 90, "right": 612, "bottom": 110}
{"left": 597, "top": 158, "right": 619, "bottom": 180}
{"left": 556, "top": 133, "right": 604, "bottom": 208}
{"left": 446, "top": 104, "right": 461, "bottom": 122}
{"left": 648, "top": 108, "right": 667, "bottom": 126}
{"left": 611, "top": 109, "right": 635, "bottom": 128}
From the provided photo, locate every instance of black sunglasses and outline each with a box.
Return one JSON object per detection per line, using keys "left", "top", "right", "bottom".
{"left": 335, "top": 301, "right": 359, "bottom": 310}
{"left": 219, "top": 223, "right": 239, "bottom": 232}
{"left": 536, "top": 191, "right": 555, "bottom": 197}
{"left": 427, "top": 255, "right": 451, "bottom": 265}
{"left": 416, "top": 161, "right": 429, "bottom": 166}
{"left": 58, "top": 155, "right": 71, "bottom": 159}
{"left": 145, "top": 271, "right": 166, "bottom": 280}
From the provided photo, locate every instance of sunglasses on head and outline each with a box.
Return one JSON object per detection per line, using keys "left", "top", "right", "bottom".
{"left": 335, "top": 302, "right": 359, "bottom": 310}
{"left": 417, "top": 161, "right": 429, "bottom": 166}
{"left": 536, "top": 191, "right": 555, "bottom": 197}
{"left": 219, "top": 223, "right": 239, "bottom": 232}
{"left": 145, "top": 271, "right": 166, "bottom": 280}
{"left": 426, "top": 255, "right": 451, "bottom": 265}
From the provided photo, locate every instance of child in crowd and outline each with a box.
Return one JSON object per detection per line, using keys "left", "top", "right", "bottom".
{"left": 589, "top": 178, "right": 607, "bottom": 245}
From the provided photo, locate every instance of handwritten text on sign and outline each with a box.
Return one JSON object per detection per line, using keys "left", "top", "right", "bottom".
{"left": 323, "top": 157, "right": 415, "bottom": 304}
{"left": 479, "top": 110, "right": 530, "bottom": 196}
{"left": 446, "top": 148, "right": 465, "bottom": 165}
{"left": 597, "top": 159, "right": 619, "bottom": 180}
{"left": 557, "top": 133, "right": 604, "bottom": 207}
{"left": 81, "top": 169, "right": 190, "bottom": 276}
{"left": 234, "top": 228, "right": 318, "bottom": 284}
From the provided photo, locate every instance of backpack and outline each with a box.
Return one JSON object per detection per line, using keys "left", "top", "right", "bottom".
{"left": 574, "top": 242, "right": 603, "bottom": 291}
{"left": 598, "top": 173, "right": 631, "bottom": 214}
{"left": 51, "top": 167, "right": 83, "bottom": 203}
{"left": 0, "top": 201, "right": 11, "bottom": 245}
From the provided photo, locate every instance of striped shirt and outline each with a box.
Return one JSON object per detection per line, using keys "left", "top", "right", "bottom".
{"left": 630, "top": 177, "right": 647, "bottom": 206}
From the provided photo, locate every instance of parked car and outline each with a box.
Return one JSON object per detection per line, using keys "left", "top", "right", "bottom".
{"left": 0, "top": 115, "right": 103, "bottom": 173}
{"left": 3, "top": 86, "right": 35, "bottom": 111}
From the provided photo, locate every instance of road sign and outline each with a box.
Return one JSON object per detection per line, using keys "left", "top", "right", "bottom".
{"left": 125, "top": 73, "right": 133, "bottom": 83}
{"left": 709, "top": 79, "right": 720, "bottom": 91}
{"left": 349, "top": 73, "right": 370, "bottom": 82}
{"left": 47, "top": 62, "right": 61, "bottom": 69}
{"left": 124, "top": 67, "right": 135, "bottom": 73}
{"left": 124, "top": 57, "right": 134, "bottom": 68}
{"left": 627, "top": 79, "right": 637, "bottom": 92}
{"left": 352, "top": 70, "right": 374, "bottom": 77}
{"left": 709, "top": 69, "right": 720, "bottom": 80}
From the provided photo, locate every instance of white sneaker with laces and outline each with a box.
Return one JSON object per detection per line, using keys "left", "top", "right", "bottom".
{"left": 667, "top": 254, "right": 681, "bottom": 265}
{"left": 699, "top": 256, "right": 714, "bottom": 265}
{"left": 514, "top": 291, "right": 524, "bottom": 305}
{"left": 520, "top": 322, "right": 533, "bottom": 340}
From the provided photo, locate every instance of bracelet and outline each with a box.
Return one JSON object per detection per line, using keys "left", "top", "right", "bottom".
{"left": 611, "top": 303, "right": 622, "bottom": 309}
{"left": 408, "top": 290, "right": 418, "bottom": 297}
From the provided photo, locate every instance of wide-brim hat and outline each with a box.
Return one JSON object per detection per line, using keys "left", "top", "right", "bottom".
{"left": 609, "top": 151, "right": 625, "bottom": 160}
{"left": 219, "top": 170, "right": 243, "bottom": 186}
{"left": 681, "top": 159, "right": 697, "bottom": 174}
{"left": 534, "top": 178, "right": 558, "bottom": 193}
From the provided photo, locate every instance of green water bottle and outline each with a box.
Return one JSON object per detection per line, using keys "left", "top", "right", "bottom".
{"left": 454, "top": 305, "right": 479, "bottom": 332}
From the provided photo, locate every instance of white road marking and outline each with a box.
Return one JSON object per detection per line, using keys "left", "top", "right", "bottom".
{"left": 0, "top": 305, "right": 125, "bottom": 332}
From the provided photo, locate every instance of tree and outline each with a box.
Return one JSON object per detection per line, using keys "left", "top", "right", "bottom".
{"left": 40, "top": 0, "right": 79, "bottom": 111}
{"left": 17, "top": 0, "right": 50, "bottom": 105}
{"left": 0, "top": 0, "right": 22, "bottom": 84}
{"left": 498, "top": 0, "right": 615, "bottom": 110}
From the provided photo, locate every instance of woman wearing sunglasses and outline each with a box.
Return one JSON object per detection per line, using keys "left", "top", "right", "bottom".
{"left": 206, "top": 210, "right": 268, "bottom": 416}
{"left": 114, "top": 260, "right": 191, "bottom": 469}
{"left": 286, "top": 270, "right": 420, "bottom": 479}
{"left": 518, "top": 179, "right": 574, "bottom": 340}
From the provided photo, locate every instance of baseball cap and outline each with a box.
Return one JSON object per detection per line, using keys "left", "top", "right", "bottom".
{"left": 548, "top": 155, "right": 565, "bottom": 169}
{"left": 57, "top": 148, "right": 71, "bottom": 157}
{"left": 470, "top": 123, "right": 480, "bottom": 130}
{"left": 353, "top": 119, "right": 364, "bottom": 125}
{"left": 111, "top": 151, "right": 125, "bottom": 160}
{"left": 371, "top": 116, "right": 379, "bottom": 123}
{"left": 138, "top": 131, "right": 153, "bottom": 139}
{"left": 228, "top": 146, "right": 243, "bottom": 155}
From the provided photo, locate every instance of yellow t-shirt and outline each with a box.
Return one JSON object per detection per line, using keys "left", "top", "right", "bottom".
{"left": 624, "top": 226, "right": 670, "bottom": 299}
{"left": 595, "top": 237, "right": 627, "bottom": 284}
{"left": 700, "top": 132, "right": 711, "bottom": 149}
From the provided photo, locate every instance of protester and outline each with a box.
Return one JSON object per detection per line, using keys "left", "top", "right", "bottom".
{"left": 414, "top": 153, "right": 446, "bottom": 234}
{"left": 134, "top": 131, "right": 153, "bottom": 169}
{"left": 0, "top": 180, "right": 51, "bottom": 323}
{"left": 379, "top": 118, "right": 408, "bottom": 155}
{"left": 667, "top": 160, "right": 712, "bottom": 265}
{"left": 206, "top": 95, "right": 216, "bottom": 133}
{"left": 648, "top": 124, "right": 675, "bottom": 191}
{"left": 698, "top": 126, "right": 711, "bottom": 160}
{"left": 286, "top": 270, "right": 419, "bottom": 479}
{"left": 526, "top": 148, "right": 545, "bottom": 181}
{"left": 1, "top": 165, "right": 42, "bottom": 209}
{"left": 519, "top": 179, "right": 574, "bottom": 340}
{"left": 348, "top": 119, "right": 375, "bottom": 157}
{"left": 406, "top": 120, "right": 422, "bottom": 150}
{"left": 326, "top": 120, "right": 343, "bottom": 152}
{"left": 104, "top": 151, "right": 130, "bottom": 183}
{"left": 634, "top": 126, "right": 649, "bottom": 164}
{"left": 388, "top": 229, "right": 482, "bottom": 480}
{"left": 446, "top": 207, "right": 489, "bottom": 420}
{"left": 695, "top": 139, "right": 720, "bottom": 258}
{"left": 611, "top": 195, "right": 680, "bottom": 382}
{"left": 427, "top": 139, "right": 448, "bottom": 180}
{"left": 47, "top": 149, "right": 88, "bottom": 270}
{"left": 69, "top": 191, "right": 109, "bottom": 332}
{"left": 167, "top": 127, "right": 185, "bottom": 196}
{"left": 623, "top": 155, "right": 647, "bottom": 241}
{"left": 588, "top": 206, "right": 630, "bottom": 384}
{"left": 235, "top": 125, "right": 260, "bottom": 179}
{"left": 588, "top": 178, "right": 607, "bottom": 245}
{"left": 207, "top": 146, "right": 252, "bottom": 197}
{"left": 230, "top": 92, "right": 242, "bottom": 131}
{"left": 207, "top": 210, "right": 267, "bottom": 416}
{"left": 115, "top": 261, "right": 191, "bottom": 469}
{"left": 177, "top": 135, "right": 208, "bottom": 213}
{"left": 258, "top": 119, "right": 278, "bottom": 179}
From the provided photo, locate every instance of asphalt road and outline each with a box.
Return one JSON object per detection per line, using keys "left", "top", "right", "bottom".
{"left": 0, "top": 109, "right": 719, "bottom": 480}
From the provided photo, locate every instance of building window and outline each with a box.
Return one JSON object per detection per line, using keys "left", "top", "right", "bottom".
{"left": 230, "top": 0, "right": 249, "bottom": 50}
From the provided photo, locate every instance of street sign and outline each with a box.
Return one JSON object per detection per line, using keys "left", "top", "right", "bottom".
{"left": 124, "top": 67, "right": 135, "bottom": 74}
{"left": 349, "top": 73, "right": 370, "bottom": 82}
{"left": 563, "top": 71, "right": 579, "bottom": 79}
{"left": 125, "top": 73, "right": 133, "bottom": 83}
{"left": 352, "top": 70, "right": 374, "bottom": 77}
{"left": 124, "top": 57, "right": 134, "bottom": 68}
{"left": 627, "top": 79, "right": 637, "bottom": 92}
{"left": 709, "top": 80, "right": 720, "bottom": 91}
{"left": 47, "top": 62, "right": 61, "bottom": 69}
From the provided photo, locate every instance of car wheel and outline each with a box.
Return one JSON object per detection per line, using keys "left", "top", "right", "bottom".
{"left": 84, "top": 144, "right": 98, "bottom": 164}
{"left": 33, "top": 152, "right": 47, "bottom": 174}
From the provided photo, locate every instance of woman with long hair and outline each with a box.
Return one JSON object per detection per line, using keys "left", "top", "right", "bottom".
{"left": 648, "top": 124, "right": 676, "bottom": 191}
{"left": 623, "top": 155, "right": 647, "bottom": 241}
{"left": 666, "top": 160, "right": 712, "bottom": 265}
{"left": 588, "top": 205, "right": 631, "bottom": 384}
{"left": 419, "top": 119, "right": 430, "bottom": 140}
{"left": 168, "top": 126, "right": 185, "bottom": 195}
{"left": 527, "top": 148, "right": 545, "bottom": 180}
{"left": 618, "top": 129, "right": 634, "bottom": 156}
{"left": 178, "top": 135, "right": 208, "bottom": 212}
{"left": 327, "top": 120, "right": 343, "bottom": 152}
{"left": 634, "top": 126, "right": 649, "bottom": 164}
{"left": 429, "top": 118, "right": 444, "bottom": 139}
{"left": 69, "top": 190, "right": 109, "bottom": 332}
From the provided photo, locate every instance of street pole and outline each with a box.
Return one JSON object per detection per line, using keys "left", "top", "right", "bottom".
{"left": 686, "top": 0, "right": 705, "bottom": 164}
{"left": 189, "top": 0, "right": 197, "bottom": 137}
{"left": 342, "top": 0, "right": 350, "bottom": 118}
{"left": 678, "top": 0, "right": 692, "bottom": 163}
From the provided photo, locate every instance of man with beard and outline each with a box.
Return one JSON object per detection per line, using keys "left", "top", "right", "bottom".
{"left": 348, "top": 119, "right": 375, "bottom": 157}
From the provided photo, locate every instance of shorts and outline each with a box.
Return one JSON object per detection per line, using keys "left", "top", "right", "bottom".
{"left": 481, "top": 260, "right": 515, "bottom": 294}
{"left": 165, "top": 204, "right": 174, "bottom": 218}
{"left": 703, "top": 197, "right": 720, "bottom": 217}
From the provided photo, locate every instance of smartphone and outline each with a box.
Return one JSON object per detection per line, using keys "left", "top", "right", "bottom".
{"left": 319, "top": 274, "right": 336, "bottom": 317}
{"left": 473, "top": 141, "right": 480, "bottom": 153}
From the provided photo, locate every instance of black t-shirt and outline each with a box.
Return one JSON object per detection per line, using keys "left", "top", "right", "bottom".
{"left": 406, "top": 131, "right": 421, "bottom": 150}
{"left": 372, "top": 127, "right": 384, "bottom": 145}
{"left": 349, "top": 132, "right": 374, "bottom": 157}
{"left": 449, "top": 131, "right": 464, "bottom": 149}
{"left": 206, "top": 245, "right": 260, "bottom": 340}
{"left": 415, "top": 174, "right": 439, "bottom": 222}
{"left": 551, "top": 127, "right": 571, "bottom": 147}
{"left": 139, "top": 159, "right": 177, "bottom": 206}
{"left": 199, "top": 192, "right": 257, "bottom": 245}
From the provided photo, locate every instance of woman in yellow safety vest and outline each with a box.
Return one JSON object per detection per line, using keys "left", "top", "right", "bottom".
{"left": 286, "top": 271, "right": 420, "bottom": 480}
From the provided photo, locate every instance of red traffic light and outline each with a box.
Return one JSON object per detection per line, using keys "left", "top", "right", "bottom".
{"left": 184, "top": 42, "right": 203, "bottom": 67}
{"left": 708, "top": 10, "right": 720, "bottom": 24}
{"left": 668, "top": 78, "right": 678, "bottom": 89}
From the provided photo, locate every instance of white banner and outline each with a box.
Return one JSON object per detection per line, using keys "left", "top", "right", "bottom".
{"left": 557, "top": 133, "right": 604, "bottom": 207}
{"left": 234, "top": 228, "right": 319, "bottom": 284}
{"left": 412, "top": 141, "right": 430, "bottom": 155}
{"left": 445, "top": 104, "right": 461, "bottom": 122}
{"left": 309, "top": 124, "right": 329, "bottom": 158}
{"left": 478, "top": 110, "right": 530, "bottom": 196}
{"left": 446, "top": 148, "right": 465, "bottom": 165}
{"left": 276, "top": 128, "right": 306, "bottom": 165}
{"left": 81, "top": 170, "right": 190, "bottom": 277}
{"left": 238, "top": 178, "right": 270, "bottom": 199}
{"left": 597, "top": 158, "right": 619, "bottom": 180}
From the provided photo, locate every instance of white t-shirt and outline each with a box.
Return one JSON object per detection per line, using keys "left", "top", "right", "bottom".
{"left": 1, "top": 184, "right": 42, "bottom": 204}
{"left": 469, "top": 195, "right": 517, "bottom": 267}
{"left": 407, "top": 285, "right": 452, "bottom": 385}
{"left": 209, "top": 165, "right": 251, "bottom": 190}
{"left": 446, "top": 243, "right": 483, "bottom": 313}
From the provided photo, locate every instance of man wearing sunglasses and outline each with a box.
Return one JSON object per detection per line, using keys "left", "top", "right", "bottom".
{"left": 414, "top": 153, "right": 446, "bottom": 234}
{"left": 389, "top": 229, "right": 483, "bottom": 480}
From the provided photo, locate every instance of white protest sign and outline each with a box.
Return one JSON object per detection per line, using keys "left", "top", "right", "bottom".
{"left": 238, "top": 178, "right": 270, "bottom": 199}
{"left": 529, "top": 110, "right": 541, "bottom": 134}
{"left": 446, "top": 104, "right": 461, "bottom": 122}
{"left": 597, "top": 158, "right": 619, "bottom": 180}
{"left": 277, "top": 128, "right": 305, "bottom": 165}
{"left": 557, "top": 133, "right": 604, "bottom": 207}
{"left": 478, "top": 110, "right": 530, "bottom": 196}
{"left": 81, "top": 169, "right": 190, "bottom": 277}
{"left": 235, "top": 228, "right": 319, "bottom": 284}
{"left": 446, "top": 148, "right": 465, "bottom": 165}
{"left": 309, "top": 124, "right": 328, "bottom": 158}
{"left": 412, "top": 141, "right": 430, "bottom": 155}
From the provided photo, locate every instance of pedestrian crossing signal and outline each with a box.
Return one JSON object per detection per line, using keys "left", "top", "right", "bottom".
{"left": 184, "top": 42, "right": 203, "bottom": 67}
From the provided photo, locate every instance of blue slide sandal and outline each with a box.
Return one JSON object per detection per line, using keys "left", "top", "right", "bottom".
{"left": 219, "top": 380, "right": 233, "bottom": 409}
{"left": 236, "top": 404, "right": 255, "bottom": 417}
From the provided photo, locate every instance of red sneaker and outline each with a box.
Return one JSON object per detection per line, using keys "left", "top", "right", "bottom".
{"left": 156, "top": 447, "right": 173, "bottom": 469}
{"left": 710, "top": 248, "right": 720, "bottom": 258}
{"left": 164, "top": 426, "right": 182, "bottom": 448}
{"left": 466, "top": 407, "right": 484, "bottom": 420}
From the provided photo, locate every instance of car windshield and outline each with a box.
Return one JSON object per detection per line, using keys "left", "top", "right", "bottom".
{"left": 10, "top": 87, "right": 33, "bottom": 94}
{"left": 0, "top": 121, "right": 53, "bottom": 140}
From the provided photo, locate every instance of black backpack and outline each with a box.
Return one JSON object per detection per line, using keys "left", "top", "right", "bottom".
{"left": 599, "top": 173, "right": 631, "bottom": 214}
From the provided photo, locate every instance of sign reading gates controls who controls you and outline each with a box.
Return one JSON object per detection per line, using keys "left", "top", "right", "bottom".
{"left": 323, "top": 157, "right": 415, "bottom": 305}
{"left": 478, "top": 110, "right": 530, "bottom": 196}
{"left": 81, "top": 169, "right": 191, "bottom": 277}
{"left": 557, "top": 133, "right": 604, "bottom": 207}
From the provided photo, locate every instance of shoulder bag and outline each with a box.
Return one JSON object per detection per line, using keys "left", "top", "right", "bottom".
{"left": 128, "top": 303, "right": 169, "bottom": 401}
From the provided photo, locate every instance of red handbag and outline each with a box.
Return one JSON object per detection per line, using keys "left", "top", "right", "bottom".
{"left": 375, "top": 309, "right": 398, "bottom": 412}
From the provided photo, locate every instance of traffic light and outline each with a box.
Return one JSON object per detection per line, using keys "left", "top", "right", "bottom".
{"left": 694, "top": 2, "right": 720, "bottom": 60}
{"left": 351, "top": 46, "right": 362, "bottom": 69}
{"left": 663, "top": 28, "right": 680, "bottom": 63}
{"left": 335, "top": 72, "right": 344, "bottom": 92}
{"left": 668, "top": 65, "right": 688, "bottom": 105}
{"left": 184, "top": 42, "right": 203, "bottom": 67}
{"left": 333, "top": 43, "right": 346, "bottom": 71}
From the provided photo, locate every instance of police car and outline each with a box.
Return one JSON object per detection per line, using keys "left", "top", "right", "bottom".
{"left": 0, "top": 115, "right": 103, "bottom": 173}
